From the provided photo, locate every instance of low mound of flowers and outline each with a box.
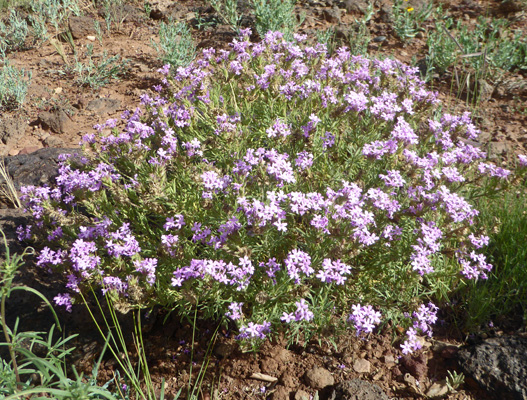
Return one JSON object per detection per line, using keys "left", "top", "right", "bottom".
{"left": 19, "top": 29, "right": 526, "bottom": 350}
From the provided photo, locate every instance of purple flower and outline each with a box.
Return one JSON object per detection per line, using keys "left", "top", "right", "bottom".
{"left": 54, "top": 293, "right": 73, "bottom": 312}
{"left": 294, "top": 299, "right": 314, "bottom": 322}
{"left": 379, "top": 170, "right": 406, "bottom": 188}
{"left": 281, "top": 312, "right": 295, "bottom": 323}
{"left": 363, "top": 140, "right": 398, "bottom": 160}
{"left": 225, "top": 302, "right": 244, "bottom": 320}
{"left": 348, "top": 304, "right": 382, "bottom": 335}
{"left": 236, "top": 321, "right": 271, "bottom": 340}
{"left": 164, "top": 215, "right": 185, "bottom": 230}
{"left": 391, "top": 117, "right": 418, "bottom": 145}
{"left": 316, "top": 258, "right": 351, "bottom": 285}
{"left": 322, "top": 132, "right": 335, "bottom": 149}
{"left": 344, "top": 90, "right": 368, "bottom": 113}
{"left": 101, "top": 276, "right": 128, "bottom": 295}
{"left": 134, "top": 258, "right": 157, "bottom": 285}
{"left": 284, "top": 249, "right": 313, "bottom": 283}
{"left": 295, "top": 151, "right": 313, "bottom": 171}
{"left": 16, "top": 225, "right": 32, "bottom": 241}
{"left": 105, "top": 223, "right": 141, "bottom": 258}
{"left": 266, "top": 119, "right": 291, "bottom": 138}
{"left": 401, "top": 303, "right": 438, "bottom": 354}
{"left": 370, "top": 91, "right": 402, "bottom": 121}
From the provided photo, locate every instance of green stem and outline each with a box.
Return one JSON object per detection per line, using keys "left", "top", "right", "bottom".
{"left": 1, "top": 290, "right": 21, "bottom": 388}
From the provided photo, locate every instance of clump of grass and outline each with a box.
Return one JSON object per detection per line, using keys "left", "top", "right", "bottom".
{"left": 0, "top": 9, "right": 29, "bottom": 53}
{"left": 209, "top": 0, "right": 241, "bottom": 33}
{"left": 0, "top": 57, "right": 32, "bottom": 110}
{"left": 70, "top": 44, "right": 128, "bottom": 89}
{"left": 0, "top": 228, "right": 119, "bottom": 399}
{"left": 250, "top": 0, "right": 301, "bottom": 40}
{"left": 152, "top": 19, "right": 196, "bottom": 69}
{"left": 30, "top": 0, "right": 82, "bottom": 31}
{"left": 0, "top": 158, "right": 21, "bottom": 208}
{"left": 455, "top": 188, "right": 527, "bottom": 332}
{"left": 392, "top": 0, "right": 435, "bottom": 42}
{"left": 426, "top": 16, "right": 527, "bottom": 79}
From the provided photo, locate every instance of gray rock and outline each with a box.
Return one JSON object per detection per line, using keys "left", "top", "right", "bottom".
{"left": 305, "top": 367, "right": 335, "bottom": 390}
{"left": 43, "top": 135, "right": 65, "bottom": 148}
{"left": 68, "top": 16, "right": 97, "bottom": 40}
{"left": 86, "top": 98, "right": 121, "bottom": 115}
{"left": 38, "top": 109, "right": 73, "bottom": 135}
{"left": 2, "top": 147, "right": 77, "bottom": 190}
{"left": 343, "top": 0, "right": 370, "bottom": 14}
{"left": 0, "top": 117, "right": 26, "bottom": 147}
{"left": 323, "top": 7, "right": 342, "bottom": 23}
{"left": 458, "top": 336, "right": 527, "bottom": 400}
{"left": 426, "top": 380, "right": 449, "bottom": 398}
{"left": 324, "top": 379, "right": 389, "bottom": 400}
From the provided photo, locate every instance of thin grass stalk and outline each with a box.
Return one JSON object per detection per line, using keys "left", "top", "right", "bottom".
{"left": 79, "top": 290, "right": 147, "bottom": 399}
{"left": 0, "top": 158, "right": 21, "bottom": 208}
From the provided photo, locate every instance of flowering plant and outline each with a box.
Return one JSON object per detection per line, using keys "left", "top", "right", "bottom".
{"left": 20, "top": 30, "right": 526, "bottom": 349}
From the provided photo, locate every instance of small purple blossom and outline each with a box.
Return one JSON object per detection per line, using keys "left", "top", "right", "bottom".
{"left": 54, "top": 293, "right": 73, "bottom": 312}
{"left": 225, "top": 302, "right": 244, "bottom": 320}
{"left": 294, "top": 299, "right": 314, "bottom": 322}
{"left": 236, "top": 321, "right": 271, "bottom": 340}
{"left": 348, "top": 304, "right": 382, "bottom": 335}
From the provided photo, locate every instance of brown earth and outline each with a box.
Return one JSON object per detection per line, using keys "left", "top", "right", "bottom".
{"left": 1, "top": 0, "right": 527, "bottom": 398}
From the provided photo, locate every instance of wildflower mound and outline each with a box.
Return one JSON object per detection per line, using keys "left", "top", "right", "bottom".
{"left": 20, "top": 30, "right": 525, "bottom": 349}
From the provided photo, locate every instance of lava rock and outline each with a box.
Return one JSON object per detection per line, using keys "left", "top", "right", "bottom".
{"left": 458, "top": 335, "right": 527, "bottom": 400}
{"left": 322, "top": 379, "right": 390, "bottom": 400}
{"left": 400, "top": 352, "right": 428, "bottom": 381}
{"left": 43, "top": 135, "right": 65, "bottom": 148}
{"left": 68, "top": 16, "right": 97, "bottom": 40}
{"left": 38, "top": 109, "right": 73, "bottom": 135}
{"left": 305, "top": 367, "right": 335, "bottom": 390}
{"left": 2, "top": 147, "right": 77, "bottom": 190}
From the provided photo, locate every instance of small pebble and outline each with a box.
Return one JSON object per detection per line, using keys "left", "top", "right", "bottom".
{"left": 373, "top": 36, "right": 387, "bottom": 42}
{"left": 353, "top": 359, "right": 371, "bottom": 374}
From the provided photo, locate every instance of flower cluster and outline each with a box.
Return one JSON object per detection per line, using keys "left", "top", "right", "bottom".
{"left": 401, "top": 302, "right": 438, "bottom": 354}
{"left": 348, "top": 304, "right": 382, "bottom": 335}
{"left": 19, "top": 30, "right": 526, "bottom": 346}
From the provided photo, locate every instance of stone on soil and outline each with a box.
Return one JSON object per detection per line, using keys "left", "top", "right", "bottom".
{"left": 68, "top": 16, "right": 97, "bottom": 40}
{"left": 304, "top": 367, "right": 334, "bottom": 390}
{"left": 294, "top": 389, "right": 311, "bottom": 400}
{"left": 38, "top": 109, "right": 73, "bottom": 135}
{"left": 426, "top": 380, "right": 449, "bottom": 398}
{"left": 353, "top": 358, "right": 371, "bottom": 373}
{"left": 324, "top": 379, "right": 390, "bottom": 400}
{"left": 457, "top": 335, "right": 527, "bottom": 400}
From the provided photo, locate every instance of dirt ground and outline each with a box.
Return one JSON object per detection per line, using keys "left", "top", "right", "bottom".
{"left": 1, "top": 0, "right": 527, "bottom": 398}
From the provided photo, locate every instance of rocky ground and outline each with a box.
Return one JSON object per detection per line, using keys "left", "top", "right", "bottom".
{"left": 1, "top": 0, "right": 527, "bottom": 398}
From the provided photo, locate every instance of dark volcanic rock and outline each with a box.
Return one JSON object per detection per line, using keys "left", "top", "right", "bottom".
{"left": 2, "top": 147, "right": 77, "bottom": 190}
{"left": 322, "top": 379, "right": 390, "bottom": 400}
{"left": 458, "top": 335, "right": 527, "bottom": 400}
